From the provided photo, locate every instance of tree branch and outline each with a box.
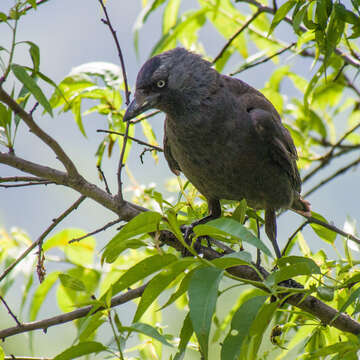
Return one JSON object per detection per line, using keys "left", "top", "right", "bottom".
{"left": 212, "top": 9, "right": 264, "bottom": 65}
{"left": 0, "top": 151, "right": 144, "bottom": 219}
{"left": 0, "top": 195, "right": 86, "bottom": 283}
{"left": 98, "top": 0, "right": 131, "bottom": 199}
{"left": 0, "top": 87, "right": 78, "bottom": 176}
{"left": 0, "top": 284, "right": 147, "bottom": 339}
{"left": 68, "top": 218, "right": 121, "bottom": 244}
{"left": 303, "top": 157, "right": 360, "bottom": 199}
{"left": 97, "top": 129, "right": 163, "bottom": 152}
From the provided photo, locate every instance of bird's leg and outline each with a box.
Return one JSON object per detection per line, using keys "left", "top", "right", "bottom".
{"left": 256, "top": 217, "right": 261, "bottom": 267}
{"left": 181, "top": 199, "right": 221, "bottom": 256}
{"left": 265, "top": 208, "right": 282, "bottom": 259}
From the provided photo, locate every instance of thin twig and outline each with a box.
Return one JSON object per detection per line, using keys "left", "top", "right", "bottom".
{"left": 314, "top": 122, "right": 360, "bottom": 161}
{"left": 140, "top": 147, "right": 158, "bottom": 164}
{"left": 97, "top": 0, "right": 131, "bottom": 198}
{"left": 5, "top": 357, "right": 52, "bottom": 360}
{"left": 3, "top": 0, "right": 50, "bottom": 22}
{"left": 97, "top": 165, "right": 111, "bottom": 194}
{"left": 97, "top": 129, "right": 163, "bottom": 152}
{"left": 303, "top": 157, "right": 360, "bottom": 199}
{"left": 98, "top": 0, "right": 130, "bottom": 104}
{"left": 68, "top": 219, "right": 121, "bottom": 244}
{"left": 0, "top": 196, "right": 86, "bottom": 283}
{"left": 117, "top": 120, "right": 130, "bottom": 200}
{"left": 108, "top": 312, "right": 125, "bottom": 360}
{"left": 212, "top": 9, "right": 264, "bottom": 65}
{"left": 230, "top": 43, "right": 296, "bottom": 76}
{"left": 239, "top": 0, "right": 360, "bottom": 68}
{"left": 0, "top": 176, "right": 48, "bottom": 183}
{"left": 130, "top": 110, "right": 161, "bottom": 124}
{"left": 0, "top": 295, "right": 21, "bottom": 326}
{"left": 0, "top": 181, "right": 53, "bottom": 188}
{"left": 282, "top": 221, "right": 309, "bottom": 256}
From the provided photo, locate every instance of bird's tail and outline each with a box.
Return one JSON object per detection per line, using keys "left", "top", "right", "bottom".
{"left": 291, "top": 197, "right": 311, "bottom": 217}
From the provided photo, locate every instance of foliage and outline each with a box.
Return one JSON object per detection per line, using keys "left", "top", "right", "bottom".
{"left": 0, "top": 0, "right": 360, "bottom": 359}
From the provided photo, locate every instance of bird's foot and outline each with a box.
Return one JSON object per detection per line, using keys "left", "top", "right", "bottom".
{"left": 180, "top": 224, "right": 202, "bottom": 257}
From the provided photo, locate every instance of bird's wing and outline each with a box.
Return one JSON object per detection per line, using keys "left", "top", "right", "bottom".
{"left": 222, "top": 75, "right": 301, "bottom": 191}
{"left": 249, "top": 104, "right": 301, "bottom": 193}
{"left": 164, "top": 117, "right": 181, "bottom": 175}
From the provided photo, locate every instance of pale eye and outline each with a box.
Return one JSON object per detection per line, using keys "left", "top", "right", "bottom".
{"left": 156, "top": 80, "right": 166, "bottom": 88}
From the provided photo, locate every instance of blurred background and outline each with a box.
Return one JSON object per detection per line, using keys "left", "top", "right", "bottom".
{"left": 0, "top": 0, "right": 359, "bottom": 358}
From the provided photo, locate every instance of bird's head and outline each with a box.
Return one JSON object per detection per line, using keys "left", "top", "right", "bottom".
{"left": 123, "top": 47, "right": 218, "bottom": 121}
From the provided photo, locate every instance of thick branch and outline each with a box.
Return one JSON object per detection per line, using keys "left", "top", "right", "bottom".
{"left": 0, "top": 151, "right": 144, "bottom": 220}
{"left": 0, "top": 87, "right": 78, "bottom": 176}
{"left": 0, "top": 284, "right": 147, "bottom": 339}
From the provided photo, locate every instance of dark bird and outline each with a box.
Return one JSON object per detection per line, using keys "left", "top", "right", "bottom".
{"left": 123, "top": 47, "right": 311, "bottom": 258}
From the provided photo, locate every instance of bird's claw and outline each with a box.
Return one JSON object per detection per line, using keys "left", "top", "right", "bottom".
{"left": 180, "top": 224, "right": 203, "bottom": 256}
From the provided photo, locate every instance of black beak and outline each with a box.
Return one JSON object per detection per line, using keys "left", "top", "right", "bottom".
{"left": 123, "top": 93, "right": 159, "bottom": 122}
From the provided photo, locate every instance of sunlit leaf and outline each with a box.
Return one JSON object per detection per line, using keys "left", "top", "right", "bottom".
{"left": 11, "top": 64, "right": 53, "bottom": 115}
{"left": 221, "top": 296, "right": 266, "bottom": 360}
{"left": 188, "top": 267, "right": 223, "bottom": 358}
{"left": 53, "top": 341, "right": 106, "bottom": 360}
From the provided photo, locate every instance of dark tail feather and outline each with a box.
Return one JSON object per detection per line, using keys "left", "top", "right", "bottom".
{"left": 265, "top": 208, "right": 281, "bottom": 258}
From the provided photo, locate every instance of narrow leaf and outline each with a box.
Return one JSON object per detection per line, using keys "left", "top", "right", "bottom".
{"left": 194, "top": 217, "right": 272, "bottom": 257}
{"left": 133, "top": 258, "right": 197, "bottom": 322}
{"left": 110, "top": 253, "right": 178, "bottom": 296}
{"left": 11, "top": 64, "right": 53, "bottom": 115}
{"left": 188, "top": 267, "right": 223, "bottom": 358}
{"left": 53, "top": 341, "right": 106, "bottom": 360}
{"left": 268, "top": 1, "right": 296, "bottom": 35}
{"left": 174, "top": 313, "right": 194, "bottom": 360}
{"left": 221, "top": 296, "right": 267, "bottom": 360}
{"left": 121, "top": 322, "right": 173, "bottom": 347}
{"left": 102, "top": 211, "right": 162, "bottom": 263}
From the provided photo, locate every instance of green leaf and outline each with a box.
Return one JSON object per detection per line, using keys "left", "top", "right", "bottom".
{"left": 188, "top": 267, "right": 223, "bottom": 358}
{"left": 120, "top": 322, "right": 173, "bottom": 347}
{"left": 174, "top": 313, "right": 194, "bottom": 360}
{"left": 110, "top": 253, "right": 178, "bottom": 296}
{"left": 102, "top": 211, "right": 162, "bottom": 263}
{"left": 59, "top": 273, "right": 86, "bottom": 292}
{"left": 44, "top": 228, "right": 95, "bottom": 266}
{"left": 232, "top": 199, "right": 247, "bottom": 224}
{"left": 211, "top": 252, "right": 252, "bottom": 269}
{"left": 24, "top": 41, "right": 40, "bottom": 72}
{"left": 306, "top": 341, "right": 360, "bottom": 357}
{"left": 317, "top": 286, "right": 334, "bottom": 301}
{"left": 53, "top": 341, "right": 106, "bottom": 360}
{"left": 194, "top": 217, "right": 272, "bottom": 257}
{"left": 133, "top": 0, "right": 167, "bottom": 55}
{"left": 242, "top": 301, "right": 279, "bottom": 358}
{"left": 0, "top": 12, "right": 8, "bottom": 22}
{"left": 338, "top": 286, "right": 360, "bottom": 315}
{"left": 268, "top": 0, "right": 296, "bottom": 36}
{"left": 78, "top": 312, "right": 106, "bottom": 342}
{"left": 11, "top": 64, "right": 53, "bottom": 115}
{"left": 310, "top": 212, "right": 337, "bottom": 244}
{"left": 265, "top": 256, "right": 321, "bottom": 286}
{"left": 163, "top": 0, "right": 181, "bottom": 34}
{"left": 221, "top": 296, "right": 267, "bottom": 360}
{"left": 335, "top": 3, "right": 360, "bottom": 25}
{"left": 200, "top": 0, "right": 248, "bottom": 59}
{"left": 133, "top": 258, "right": 197, "bottom": 322}
{"left": 151, "top": 9, "right": 208, "bottom": 56}
{"left": 29, "top": 272, "right": 60, "bottom": 320}
{"left": 160, "top": 267, "right": 197, "bottom": 310}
